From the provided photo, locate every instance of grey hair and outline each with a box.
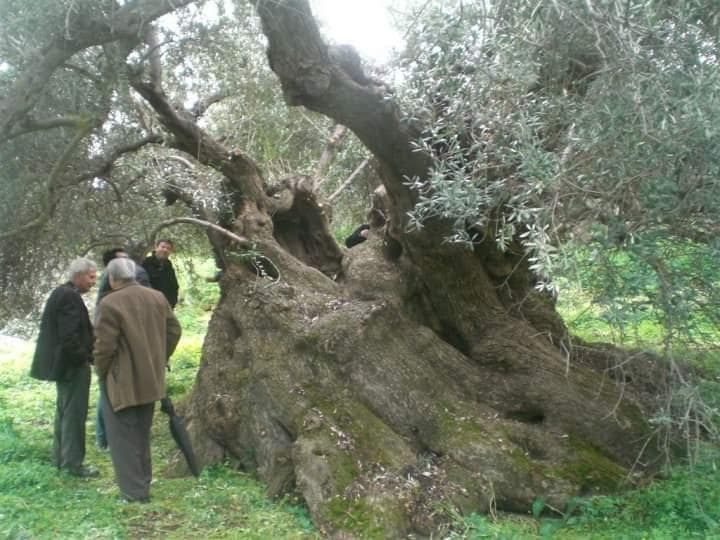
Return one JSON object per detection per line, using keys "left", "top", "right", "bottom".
{"left": 66, "top": 258, "right": 97, "bottom": 280}
{"left": 107, "top": 257, "right": 137, "bottom": 283}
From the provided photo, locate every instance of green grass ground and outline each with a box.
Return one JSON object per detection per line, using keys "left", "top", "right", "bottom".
{"left": 0, "top": 335, "right": 319, "bottom": 540}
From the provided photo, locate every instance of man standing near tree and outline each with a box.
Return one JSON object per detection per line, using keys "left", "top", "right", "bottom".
{"left": 97, "top": 247, "right": 150, "bottom": 302}
{"left": 30, "top": 258, "right": 99, "bottom": 478}
{"left": 94, "top": 257, "right": 181, "bottom": 502}
{"left": 94, "top": 247, "right": 151, "bottom": 450}
{"left": 141, "top": 239, "right": 179, "bottom": 308}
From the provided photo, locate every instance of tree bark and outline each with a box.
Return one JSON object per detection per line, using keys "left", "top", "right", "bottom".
{"left": 136, "top": 1, "right": 670, "bottom": 537}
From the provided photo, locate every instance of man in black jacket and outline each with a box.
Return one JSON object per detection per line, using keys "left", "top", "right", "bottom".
{"left": 30, "top": 258, "right": 99, "bottom": 477}
{"left": 141, "top": 239, "right": 179, "bottom": 308}
{"left": 96, "top": 247, "right": 150, "bottom": 302}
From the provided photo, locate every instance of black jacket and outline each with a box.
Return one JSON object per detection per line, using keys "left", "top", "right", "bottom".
{"left": 95, "top": 265, "right": 150, "bottom": 304}
{"left": 141, "top": 253, "right": 179, "bottom": 307}
{"left": 30, "top": 283, "right": 94, "bottom": 381}
{"left": 345, "top": 224, "right": 370, "bottom": 248}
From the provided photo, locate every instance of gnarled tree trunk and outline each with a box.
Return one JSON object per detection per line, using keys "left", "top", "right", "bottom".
{"left": 135, "top": 1, "right": 666, "bottom": 536}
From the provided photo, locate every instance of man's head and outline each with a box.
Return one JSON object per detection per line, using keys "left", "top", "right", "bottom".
{"left": 107, "top": 258, "right": 137, "bottom": 290}
{"left": 102, "top": 247, "right": 129, "bottom": 267}
{"left": 124, "top": 240, "right": 146, "bottom": 264}
{"left": 154, "top": 239, "right": 173, "bottom": 260}
{"left": 67, "top": 258, "right": 97, "bottom": 293}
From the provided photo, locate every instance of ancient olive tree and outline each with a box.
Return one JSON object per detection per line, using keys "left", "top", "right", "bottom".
{"left": 177, "top": 1, "right": 679, "bottom": 535}
{"left": 2, "top": 0, "right": 717, "bottom": 537}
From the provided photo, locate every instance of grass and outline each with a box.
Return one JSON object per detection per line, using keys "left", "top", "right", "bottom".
{"left": 555, "top": 447, "right": 720, "bottom": 539}
{"left": 0, "top": 335, "right": 319, "bottom": 540}
{"left": 554, "top": 240, "right": 720, "bottom": 379}
{"left": 441, "top": 448, "right": 720, "bottom": 539}
{"left": 557, "top": 276, "right": 720, "bottom": 376}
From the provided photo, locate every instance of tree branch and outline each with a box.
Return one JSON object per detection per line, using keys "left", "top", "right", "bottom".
{"left": 1, "top": 132, "right": 162, "bottom": 239}
{"left": 164, "top": 154, "right": 196, "bottom": 170}
{"left": 149, "top": 217, "right": 250, "bottom": 247}
{"left": 328, "top": 158, "right": 369, "bottom": 202}
{"left": 129, "top": 75, "right": 268, "bottom": 211}
{"left": 62, "top": 62, "right": 103, "bottom": 84}
{"left": 0, "top": 0, "right": 197, "bottom": 135}
{"left": 144, "top": 27, "right": 164, "bottom": 91}
{"left": 0, "top": 122, "right": 94, "bottom": 240}
{"left": 190, "top": 92, "right": 232, "bottom": 118}
{"left": 256, "top": 0, "right": 429, "bottom": 220}
{"left": 315, "top": 124, "right": 347, "bottom": 187}
{"left": 77, "top": 134, "right": 164, "bottom": 183}
{"left": 2, "top": 114, "right": 92, "bottom": 143}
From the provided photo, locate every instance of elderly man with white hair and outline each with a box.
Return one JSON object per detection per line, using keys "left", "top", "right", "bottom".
{"left": 31, "top": 257, "right": 98, "bottom": 477}
{"left": 94, "top": 257, "right": 181, "bottom": 502}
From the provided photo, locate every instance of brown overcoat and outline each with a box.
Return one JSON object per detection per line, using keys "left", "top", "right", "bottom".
{"left": 94, "top": 282, "right": 181, "bottom": 412}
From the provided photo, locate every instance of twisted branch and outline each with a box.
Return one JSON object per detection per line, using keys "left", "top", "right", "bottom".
{"left": 149, "top": 217, "right": 250, "bottom": 248}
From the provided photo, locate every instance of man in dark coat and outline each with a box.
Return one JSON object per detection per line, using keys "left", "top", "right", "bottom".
{"left": 94, "top": 247, "right": 151, "bottom": 450}
{"left": 96, "top": 247, "right": 150, "bottom": 302}
{"left": 94, "top": 258, "right": 181, "bottom": 502}
{"left": 30, "top": 257, "right": 99, "bottom": 477}
{"left": 141, "top": 239, "right": 179, "bottom": 308}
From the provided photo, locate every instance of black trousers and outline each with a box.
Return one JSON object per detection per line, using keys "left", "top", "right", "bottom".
{"left": 54, "top": 364, "right": 91, "bottom": 471}
{"left": 104, "top": 401, "right": 155, "bottom": 500}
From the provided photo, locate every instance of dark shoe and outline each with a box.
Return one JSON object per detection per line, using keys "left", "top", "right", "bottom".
{"left": 65, "top": 465, "right": 100, "bottom": 478}
{"left": 120, "top": 493, "right": 150, "bottom": 504}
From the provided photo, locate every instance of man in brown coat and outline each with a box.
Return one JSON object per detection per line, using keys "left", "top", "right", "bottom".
{"left": 94, "top": 257, "right": 181, "bottom": 502}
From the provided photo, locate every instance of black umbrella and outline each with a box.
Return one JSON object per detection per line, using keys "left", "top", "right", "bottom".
{"left": 160, "top": 397, "right": 201, "bottom": 477}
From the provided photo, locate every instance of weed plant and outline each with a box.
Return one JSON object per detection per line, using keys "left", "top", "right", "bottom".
{"left": 561, "top": 446, "right": 720, "bottom": 538}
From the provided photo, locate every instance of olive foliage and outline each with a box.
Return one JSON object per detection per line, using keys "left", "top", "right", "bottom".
{"left": 395, "top": 0, "right": 720, "bottom": 353}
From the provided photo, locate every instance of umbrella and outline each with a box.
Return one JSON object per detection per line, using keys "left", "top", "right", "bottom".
{"left": 160, "top": 397, "right": 201, "bottom": 477}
